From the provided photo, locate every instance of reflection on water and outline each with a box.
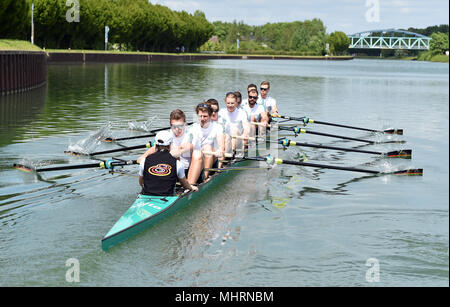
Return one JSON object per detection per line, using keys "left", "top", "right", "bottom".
{"left": 0, "top": 85, "right": 47, "bottom": 147}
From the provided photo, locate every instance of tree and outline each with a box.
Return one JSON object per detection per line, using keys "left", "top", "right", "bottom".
{"left": 0, "top": 0, "right": 29, "bottom": 39}
{"left": 429, "top": 32, "right": 449, "bottom": 55}
{"left": 289, "top": 19, "right": 326, "bottom": 55}
{"left": 326, "top": 31, "right": 350, "bottom": 55}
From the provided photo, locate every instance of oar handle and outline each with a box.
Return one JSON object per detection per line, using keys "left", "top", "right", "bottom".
{"left": 232, "top": 135, "right": 257, "bottom": 141}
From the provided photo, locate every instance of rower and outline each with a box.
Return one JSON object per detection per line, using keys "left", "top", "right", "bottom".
{"left": 137, "top": 109, "right": 194, "bottom": 177}
{"left": 241, "top": 84, "right": 258, "bottom": 107}
{"left": 218, "top": 92, "right": 250, "bottom": 155}
{"left": 259, "top": 81, "right": 278, "bottom": 117}
{"left": 205, "top": 99, "right": 220, "bottom": 122}
{"left": 243, "top": 88, "right": 269, "bottom": 136}
{"left": 188, "top": 103, "right": 224, "bottom": 184}
{"left": 139, "top": 130, "right": 197, "bottom": 196}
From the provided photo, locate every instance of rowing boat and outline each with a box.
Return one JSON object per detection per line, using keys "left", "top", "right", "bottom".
{"left": 101, "top": 158, "right": 251, "bottom": 251}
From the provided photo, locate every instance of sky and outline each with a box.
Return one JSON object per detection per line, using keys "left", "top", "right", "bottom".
{"left": 150, "top": 0, "right": 449, "bottom": 34}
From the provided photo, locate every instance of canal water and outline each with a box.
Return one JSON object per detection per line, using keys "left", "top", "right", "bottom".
{"left": 0, "top": 59, "right": 448, "bottom": 286}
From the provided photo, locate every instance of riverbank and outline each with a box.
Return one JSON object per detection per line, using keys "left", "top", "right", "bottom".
{"left": 355, "top": 54, "right": 449, "bottom": 63}
{"left": 44, "top": 49, "right": 353, "bottom": 63}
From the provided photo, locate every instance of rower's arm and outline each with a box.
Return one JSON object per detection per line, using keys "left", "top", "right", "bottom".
{"left": 139, "top": 176, "right": 143, "bottom": 189}
{"left": 137, "top": 146, "right": 156, "bottom": 164}
{"left": 260, "top": 111, "right": 269, "bottom": 125}
{"left": 179, "top": 177, "right": 198, "bottom": 192}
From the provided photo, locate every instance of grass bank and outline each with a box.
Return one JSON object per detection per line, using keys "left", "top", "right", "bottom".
{"left": 355, "top": 54, "right": 449, "bottom": 63}
{"left": 0, "top": 39, "right": 42, "bottom": 51}
{"left": 417, "top": 51, "right": 449, "bottom": 63}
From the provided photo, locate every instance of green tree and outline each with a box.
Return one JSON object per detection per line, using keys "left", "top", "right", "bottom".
{"left": 429, "top": 32, "right": 449, "bottom": 55}
{"left": 290, "top": 19, "right": 326, "bottom": 55}
{"left": 0, "top": 0, "right": 30, "bottom": 39}
{"left": 326, "top": 31, "right": 350, "bottom": 55}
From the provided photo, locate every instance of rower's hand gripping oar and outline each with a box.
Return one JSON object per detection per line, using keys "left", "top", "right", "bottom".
{"left": 13, "top": 159, "right": 138, "bottom": 173}
{"left": 272, "top": 115, "right": 403, "bottom": 135}
{"left": 277, "top": 138, "right": 412, "bottom": 159}
{"left": 247, "top": 155, "right": 423, "bottom": 176}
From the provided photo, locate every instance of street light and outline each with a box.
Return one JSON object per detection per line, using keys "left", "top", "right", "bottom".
{"left": 31, "top": 1, "right": 34, "bottom": 45}
{"left": 237, "top": 32, "right": 240, "bottom": 54}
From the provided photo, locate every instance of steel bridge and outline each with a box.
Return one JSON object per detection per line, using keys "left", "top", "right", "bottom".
{"left": 348, "top": 29, "right": 431, "bottom": 50}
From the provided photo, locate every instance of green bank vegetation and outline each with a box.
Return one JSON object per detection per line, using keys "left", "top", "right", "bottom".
{"left": 1, "top": 0, "right": 213, "bottom": 52}
{"left": 417, "top": 32, "right": 449, "bottom": 63}
{"left": 0, "top": 0, "right": 349, "bottom": 56}
{"left": 0, "top": 39, "right": 42, "bottom": 51}
{"left": 201, "top": 19, "right": 350, "bottom": 56}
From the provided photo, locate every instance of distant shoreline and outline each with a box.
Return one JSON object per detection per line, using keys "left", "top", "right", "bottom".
{"left": 44, "top": 50, "right": 354, "bottom": 63}
{"left": 354, "top": 54, "right": 449, "bottom": 63}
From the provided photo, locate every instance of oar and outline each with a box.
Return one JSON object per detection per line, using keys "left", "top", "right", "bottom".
{"left": 277, "top": 125, "right": 405, "bottom": 144}
{"left": 275, "top": 138, "right": 412, "bottom": 159}
{"left": 272, "top": 115, "right": 403, "bottom": 135}
{"left": 13, "top": 159, "right": 138, "bottom": 173}
{"left": 246, "top": 155, "right": 423, "bottom": 176}
{"left": 65, "top": 142, "right": 153, "bottom": 156}
{"left": 251, "top": 122, "right": 377, "bottom": 144}
{"left": 104, "top": 121, "right": 194, "bottom": 142}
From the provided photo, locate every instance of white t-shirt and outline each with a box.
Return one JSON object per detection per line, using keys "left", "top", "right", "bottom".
{"left": 243, "top": 103, "right": 265, "bottom": 121}
{"left": 190, "top": 121, "right": 222, "bottom": 150}
{"left": 171, "top": 129, "right": 194, "bottom": 169}
{"left": 139, "top": 157, "right": 185, "bottom": 179}
{"left": 259, "top": 96, "right": 277, "bottom": 112}
{"left": 218, "top": 108, "right": 248, "bottom": 135}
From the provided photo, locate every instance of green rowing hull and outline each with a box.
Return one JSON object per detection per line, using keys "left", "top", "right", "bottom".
{"left": 101, "top": 159, "right": 250, "bottom": 251}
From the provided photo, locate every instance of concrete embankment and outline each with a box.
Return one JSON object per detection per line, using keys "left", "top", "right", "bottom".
{"left": 0, "top": 51, "right": 47, "bottom": 95}
{"left": 46, "top": 52, "right": 354, "bottom": 63}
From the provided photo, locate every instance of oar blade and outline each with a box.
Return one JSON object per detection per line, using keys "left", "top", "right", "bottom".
{"left": 13, "top": 163, "right": 35, "bottom": 173}
{"left": 64, "top": 150, "right": 87, "bottom": 156}
{"left": 392, "top": 168, "right": 423, "bottom": 176}
{"left": 384, "top": 128, "right": 403, "bottom": 135}
{"left": 385, "top": 149, "right": 412, "bottom": 159}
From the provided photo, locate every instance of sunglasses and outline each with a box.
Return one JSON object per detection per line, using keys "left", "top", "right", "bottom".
{"left": 260, "top": 87, "right": 269, "bottom": 91}
{"left": 211, "top": 108, "right": 219, "bottom": 113}
{"left": 171, "top": 124, "right": 186, "bottom": 130}
{"left": 249, "top": 95, "right": 258, "bottom": 100}
{"left": 197, "top": 103, "right": 210, "bottom": 109}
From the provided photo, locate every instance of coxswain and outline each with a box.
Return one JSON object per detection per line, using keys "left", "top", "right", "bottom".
{"left": 137, "top": 109, "right": 195, "bottom": 177}
{"left": 139, "top": 130, "right": 197, "bottom": 196}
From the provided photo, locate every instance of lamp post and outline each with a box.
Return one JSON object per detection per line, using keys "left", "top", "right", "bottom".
{"left": 31, "top": 2, "right": 34, "bottom": 45}
{"left": 105, "top": 26, "right": 110, "bottom": 51}
{"left": 237, "top": 32, "right": 240, "bottom": 54}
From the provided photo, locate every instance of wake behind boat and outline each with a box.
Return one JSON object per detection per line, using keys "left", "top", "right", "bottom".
{"left": 101, "top": 158, "right": 251, "bottom": 251}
